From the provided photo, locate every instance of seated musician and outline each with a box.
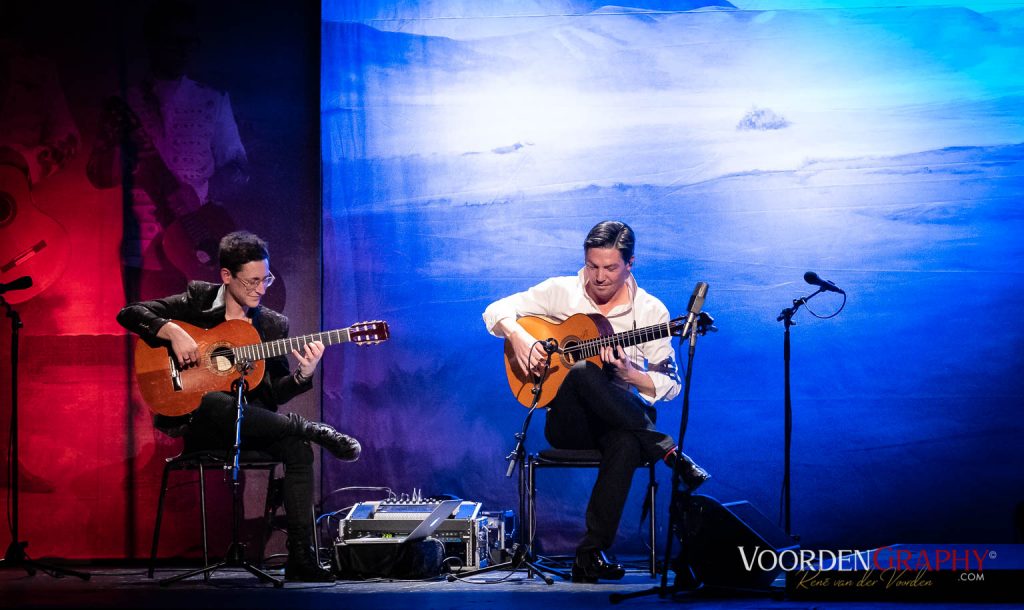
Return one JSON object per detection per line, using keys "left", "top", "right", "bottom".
{"left": 117, "top": 230, "right": 358, "bottom": 582}
{"left": 482, "top": 220, "right": 711, "bottom": 582}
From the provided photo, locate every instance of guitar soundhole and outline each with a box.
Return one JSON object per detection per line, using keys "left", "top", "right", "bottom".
{"left": 0, "top": 193, "right": 14, "bottom": 227}
{"left": 210, "top": 346, "right": 236, "bottom": 373}
{"left": 561, "top": 337, "right": 581, "bottom": 367}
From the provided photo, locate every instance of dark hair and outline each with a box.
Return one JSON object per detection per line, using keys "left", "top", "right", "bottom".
{"left": 584, "top": 220, "right": 635, "bottom": 262}
{"left": 219, "top": 231, "right": 269, "bottom": 274}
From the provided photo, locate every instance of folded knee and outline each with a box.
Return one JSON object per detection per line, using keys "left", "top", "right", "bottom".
{"left": 567, "top": 359, "right": 602, "bottom": 379}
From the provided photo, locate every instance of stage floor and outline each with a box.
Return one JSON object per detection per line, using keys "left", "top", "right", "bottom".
{"left": 0, "top": 563, "right": 1013, "bottom": 609}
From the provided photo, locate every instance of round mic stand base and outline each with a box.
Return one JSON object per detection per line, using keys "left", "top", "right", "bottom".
{"left": 1, "top": 540, "right": 92, "bottom": 581}
{"left": 446, "top": 410, "right": 558, "bottom": 584}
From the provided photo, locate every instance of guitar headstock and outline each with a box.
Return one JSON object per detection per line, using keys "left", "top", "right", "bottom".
{"left": 349, "top": 320, "right": 390, "bottom": 345}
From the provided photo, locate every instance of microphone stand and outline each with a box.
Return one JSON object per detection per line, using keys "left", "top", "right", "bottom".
{"left": 449, "top": 340, "right": 560, "bottom": 584}
{"left": 160, "top": 361, "right": 283, "bottom": 587}
{"left": 657, "top": 313, "right": 709, "bottom": 594}
{"left": 776, "top": 288, "right": 824, "bottom": 538}
{"left": 0, "top": 294, "right": 90, "bottom": 580}
{"left": 611, "top": 313, "right": 715, "bottom": 604}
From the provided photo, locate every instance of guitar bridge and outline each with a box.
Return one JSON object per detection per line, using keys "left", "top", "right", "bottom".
{"left": 169, "top": 356, "right": 183, "bottom": 392}
{"left": 2, "top": 239, "right": 47, "bottom": 272}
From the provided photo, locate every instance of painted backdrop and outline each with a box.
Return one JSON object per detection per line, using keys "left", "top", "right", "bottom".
{"left": 321, "top": 0, "right": 1024, "bottom": 555}
{"left": 0, "top": 1, "right": 320, "bottom": 559}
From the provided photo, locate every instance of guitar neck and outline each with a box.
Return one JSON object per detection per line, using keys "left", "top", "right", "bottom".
{"left": 568, "top": 322, "right": 672, "bottom": 359}
{"left": 233, "top": 328, "right": 353, "bottom": 362}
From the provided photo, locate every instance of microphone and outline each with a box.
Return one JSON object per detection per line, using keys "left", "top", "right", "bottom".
{"left": 0, "top": 276, "right": 33, "bottom": 295}
{"left": 682, "top": 282, "right": 709, "bottom": 336}
{"left": 804, "top": 271, "right": 844, "bottom": 295}
{"left": 687, "top": 281, "right": 709, "bottom": 315}
{"left": 539, "top": 338, "right": 559, "bottom": 354}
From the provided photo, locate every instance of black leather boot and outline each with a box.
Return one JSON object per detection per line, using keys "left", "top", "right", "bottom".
{"left": 665, "top": 449, "right": 711, "bottom": 492}
{"left": 284, "top": 540, "right": 336, "bottom": 583}
{"left": 288, "top": 413, "right": 361, "bottom": 461}
{"left": 571, "top": 549, "right": 625, "bottom": 583}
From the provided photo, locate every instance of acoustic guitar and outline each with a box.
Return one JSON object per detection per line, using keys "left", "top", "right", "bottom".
{"left": 0, "top": 165, "right": 70, "bottom": 304}
{"left": 504, "top": 313, "right": 688, "bottom": 408}
{"left": 135, "top": 318, "right": 390, "bottom": 416}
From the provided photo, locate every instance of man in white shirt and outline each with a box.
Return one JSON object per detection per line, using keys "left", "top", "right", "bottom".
{"left": 483, "top": 220, "right": 710, "bottom": 582}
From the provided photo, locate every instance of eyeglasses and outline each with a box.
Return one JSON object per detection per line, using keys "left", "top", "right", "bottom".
{"left": 236, "top": 274, "right": 275, "bottom": 291}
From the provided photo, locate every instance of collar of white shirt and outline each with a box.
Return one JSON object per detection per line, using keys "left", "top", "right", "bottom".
{"left": 576, "top": 267, "right": 638, "bottom": 318}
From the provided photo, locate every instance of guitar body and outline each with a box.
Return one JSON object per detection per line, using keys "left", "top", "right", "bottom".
{"left": 134, "top": 319, "right": 266, "bottom": 417}
{"left": 504, "top": 313, "right": 614, "bottom": 408}
{"left": 0, "top": 165, "right": 71, "bottom": 304}
{"left": 161, "top": 202, "right": 288, "bottom": 313}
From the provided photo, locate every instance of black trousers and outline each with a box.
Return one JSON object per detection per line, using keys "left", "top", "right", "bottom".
{"left": 182, "top": 392, "right": 314, "bottom": 546}
{"left": 544, "top": 361, "right": 675, "bottom": 553}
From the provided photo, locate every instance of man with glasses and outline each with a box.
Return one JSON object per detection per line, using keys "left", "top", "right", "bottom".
{"left": 117, "top": 231, "right": 358, "bottom": 582}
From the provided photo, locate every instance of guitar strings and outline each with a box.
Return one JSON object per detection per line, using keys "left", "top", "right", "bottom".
{"left": 180, "top": 323, "right": 386, "bottom": 368}
{"left": 563, "top": 321, "right": 672, "bottom": 359}
{"left": 184, "top": 327, "right": 363, "bottom": 366}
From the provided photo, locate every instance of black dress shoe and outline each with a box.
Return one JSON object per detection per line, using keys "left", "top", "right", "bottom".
{"left": 666, "top": 450, "right": 711, "bottom": 492}
{"left": 571, "top": 549, "right": 625, "bottom": 583}
{"left": 285, "top": 543, "right": 336, "bottom": 583}
{"left": 285, "top": 559, "right": 336, "bottom": 583}
{"left": 288, "top": 413, "right": 362, "bottom": 461}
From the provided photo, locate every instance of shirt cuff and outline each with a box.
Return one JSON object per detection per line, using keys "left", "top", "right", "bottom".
{"left": 294, "top": 369, "right": 314, "bottom": 385}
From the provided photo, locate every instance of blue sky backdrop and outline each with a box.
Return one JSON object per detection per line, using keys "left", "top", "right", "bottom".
{"left": 320, "top": 0, "right": 1024, "bottom": 553}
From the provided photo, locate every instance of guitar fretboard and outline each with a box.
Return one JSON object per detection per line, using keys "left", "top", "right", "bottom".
{"left": 564, "top": 322, "right": 673, "bottom": 359}
{"left": 233, "top": 328, "right": 352, "bottom": 362}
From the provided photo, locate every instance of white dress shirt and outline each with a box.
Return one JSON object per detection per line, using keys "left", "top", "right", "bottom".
{"left": 483, "top": 269, "right": 681, "bottom": 404}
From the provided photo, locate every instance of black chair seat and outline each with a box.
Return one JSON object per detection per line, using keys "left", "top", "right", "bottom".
{"left": 534, "top": 448, "right": 603, "bottom": 463}
{"left": 527, "top": 448, "right": 659, "bottom": 577}
{"left": 168, "top": 450, "right": 280, "bottom": 468}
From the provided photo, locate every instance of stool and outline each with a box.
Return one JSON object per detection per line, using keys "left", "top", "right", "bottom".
{"left": 147, "top": 450, "right": 282, "bottom": 579}
{"left": 527, "top": 448, "right": 659, "bottom": 576}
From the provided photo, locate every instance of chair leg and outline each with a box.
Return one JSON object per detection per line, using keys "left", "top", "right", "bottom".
{"left": 148, "top": 463, "right": 173, "bottom": 578}
{"left": 647, "top": 463, "right": 658, "bottom": 577}
{"left": 257, "top": 465, "right": 278, "bottom": 568}
{"left": 312, "top": 504, "right": 319, "bottom": 559}
{"left": 199, "top": 462, "right": 210, "bottom": 582}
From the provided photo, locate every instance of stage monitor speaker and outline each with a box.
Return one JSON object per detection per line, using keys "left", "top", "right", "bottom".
{"left": 674, "top": 494, "right": 798, "bottom": 590}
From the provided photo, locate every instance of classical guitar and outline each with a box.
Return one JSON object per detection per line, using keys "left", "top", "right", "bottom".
{"left": 135, "top": 319, "right": 390, "bottom": 416}
{"left": 504, "top": 313, "right": 687, "bottom": 408}
{"left": 0, "top": 165, "right": 71, "bottom": 304}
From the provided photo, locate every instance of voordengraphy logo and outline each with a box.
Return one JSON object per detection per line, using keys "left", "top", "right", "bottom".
{"left": 777, "top": 544, "right": 1022, "bottom": 602}
{"left": 739, "top": 546, "right": 992, "bottom": 573}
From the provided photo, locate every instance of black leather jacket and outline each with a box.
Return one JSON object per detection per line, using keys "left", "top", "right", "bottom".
{"left": 117, "top": 281, "right": 313, "bottom": 429}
